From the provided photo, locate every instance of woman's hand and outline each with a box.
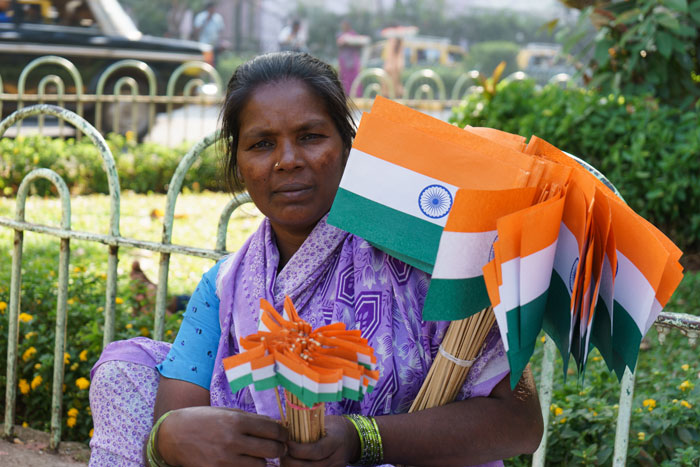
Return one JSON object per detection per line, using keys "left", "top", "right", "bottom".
{"left": 281, "top": 415, "right": 359, "bottom": 467}
{"left": 158, "top": 406, "right": 288, "bottom": 467}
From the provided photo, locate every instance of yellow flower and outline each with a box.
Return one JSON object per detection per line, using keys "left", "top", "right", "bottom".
{"left": 0, "top": 301, "right": 7, "bottom": 311}
{"left": 681, "top": 364, "right": 690, "bottom": 371}
{"left": 679, "top": 380, "right": 694, "bottom": 392}
{"left": 540, "top": 336, "right": 546, "bottom": 344}
{"left": 67, "top": 408, "right": 78, "bottom": 417}
{"left": 87, "top": 406, "right": 92, "bottom": 415}
{"left": 89, "top": 428, "right": 94, "bottom": 438}
{"left": 70, "top": 363, "right": 79, "bottom": 371}
{"left": 680, "top": 400, "right": 692, "bottom": 409}
{"left": 66, "top": 417, "right": 77, "bottom": 428}
{"left": 22, "top": 422, "right": 28, "bottom": 428}
{"left": 19, "top": 313, "right": 33, "bottom": 323}
{"left": 22, "top": 346, "right": 37, "bottom": 362}
{"left": 166, "top": 329, "right": 173, "bottom": 337}
{"left": 554, "top": 407, "right": 563, "bottom": 417}
{"left": 73, "top": 266, "right": 83, "bottom": 273}
{"left": 64, "top": 352, "right": 71, "bottom": 365}
{"left": 592, "top": 411, "right": 597, "bottom": 417}
{"left": 559, "top": 417, "right": 567, "bottom": 424}
{"left": 35, "top": 299, "right": 41, "bottom": 305}
{"left": 18, "top": 379, "right": 30, "bottom": 395}
{"left": 140, "top": 327, "right": 150, "bottom": 337}
{"left": 25, "top": 331, "right": 37, "bottom": 339}
{"left": 115, "top": 297, "right": 124, "bottom": 305}
{"left": 125, "top": 323, "right": 133, "bottom": 330}
{"left": 34, "top": 363, "right": 41, "bottom": 370}
{"left": 592, "top": 356, "right": 601, "bottom": 362}
{"left": 125, "top": 130, "right": 135, "bottom": 143}
{"left": 637, "top": 432, "right": 645, "bottom": 441}
{"left": 672, "top": 399, "right": 679, "bottom": 403}
{"left": 97, "top": 306, "right": 104, "bottom": 312}
{"left": 67, "top": 298, "right": 76, "bottom": 306}
{"left": 30, "top": 375, "right": 42, "bottom": 390}
{"left": 79, "top": 350, "right": 88, "bottom": 362}
{"left": 642, "top": 399, "right": 656, "bottom": 411}
{"left": 76, "top": 377, "right": 90, "bottom": 390}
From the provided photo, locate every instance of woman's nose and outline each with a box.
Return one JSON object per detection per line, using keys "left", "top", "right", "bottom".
{"left": 275, "top": 139, "right": 303, "bottom": 170}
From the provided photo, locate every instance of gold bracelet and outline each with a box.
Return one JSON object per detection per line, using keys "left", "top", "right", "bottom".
{"left": 146, "top": 411, "right": 175, "bottom": 467}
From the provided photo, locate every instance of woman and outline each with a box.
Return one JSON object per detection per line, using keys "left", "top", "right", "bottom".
{"left": 89, "top": 52, "right": 543, "bottom": 467}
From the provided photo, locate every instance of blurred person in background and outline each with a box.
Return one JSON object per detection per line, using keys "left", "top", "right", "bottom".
{"left": 336, "top": 19, "right": 369, "bottom": 97}
{"left": 165, "top": 0, "right": 193, "bottom": 40}
{"left": 278, "top": 17, "right": 306, "bottom": 52}
{"left": 193, "top": 1, "right": 225, "bottom": 65}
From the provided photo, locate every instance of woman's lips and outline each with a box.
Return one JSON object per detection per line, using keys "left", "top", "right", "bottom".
{"left": 273, "top": 183, "right": 313, "bottom": 200}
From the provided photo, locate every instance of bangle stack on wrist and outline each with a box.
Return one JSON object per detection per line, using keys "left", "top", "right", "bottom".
{"left": 146, "top": 411, "right": 175, "bottom": 467}
{"left": 344, "top": 414, "right": 384, "bottom": 466}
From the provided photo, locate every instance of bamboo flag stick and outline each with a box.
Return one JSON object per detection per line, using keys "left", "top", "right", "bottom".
{"left": 409, "top": 307, "right": 495, "bottom": 413}
{"left": 284, "top": 389, "right": 325, "bottom": 443}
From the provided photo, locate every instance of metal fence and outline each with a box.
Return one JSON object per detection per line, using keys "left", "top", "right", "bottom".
{"left": 1, "top": 55, "right": 574, "bottom": 144}
{"left": 1, "top": 103, "right": 698, "bottom": 463}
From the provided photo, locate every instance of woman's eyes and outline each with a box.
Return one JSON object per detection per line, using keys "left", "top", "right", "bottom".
{"left": 246, "top": 133, "right": 326, "bottom": 150}
{"left": 301, "top": 133, "right": 326, "bottom": 141}
{"left": 249, "top": 140, "right": 272, "bottom": 150}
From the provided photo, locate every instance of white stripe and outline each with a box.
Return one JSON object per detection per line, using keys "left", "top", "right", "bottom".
{"left": 340, "top": 149, "right": 458, "bottom": 226}
{"left": 645, "top": 299, "right": 662, "bottom": 335}
{"left": 599, "top": 255, "right": 614, "bottom": 330}
{"left": 252, "top": 364, "right": 276, "bottom": 381}
{"left": 519, "top": 240, "right": 558, "bottom": 305}
{"left": 552, "top": 222, "right": 579, "bottom": 294}
{"left": 277, "top": 361, "right": 302, "bottom": 387}
{"left": 614, "top": 251, "right": 655, "bottom": 333}
{"left": 432, "top": 230, "right": 497, "bottom": 279}
{"left": 342, "top": 375, "right": 360, "bottom": 391}
{"left": 225, "top": 362, "right": 251, "bottom": 382}
{"left": 494, "top": 257, "right": 520, "bottom": 352}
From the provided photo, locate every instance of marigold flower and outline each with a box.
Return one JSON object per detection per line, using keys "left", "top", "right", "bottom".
{"left": 30, "top": 375, "right": 42, "bottom": 390}
{"left": 140, "top": 327, "right": 150, "bottom": 337}
{"left": 680, "top": 400, "right": 692, "bottom": 409}
{"left": 76, "top": 377, "right": 90, "bottom": 390}
{"left": 681, "top": 364, "right": 690, "bottom": 371}
{"left": 73, "top": 266, "right": 83, "bottom": 273}
{"left": 642, "top": 399, "right": 656, "bottom": 411}
{"left": 25, "top": 331, "right": 37, "bottom": 339}
{"left": 0, "top": 301, "right": 7, "bottom": 312}
{"left": 554, "top": 407, "right": 563, "bottom": 417}
{"left": 66, "top": 417, "right": 77, "bottom": 428}
{"left": 34, "top": 363, "right": 41, "bottom": 370}
{"left": 67, "top": 298, "right": 76, "bottom": 305}
{"left": 70, "top": 363, "right": 79, "bottom": 371}
{"left": 115, "top": 297, "right": 124, "bottom": 305}
{"left": 22, "top": 346, "right": 37, "bottom": 362}
{"left": 18, "top": 379, "right": 30, "bottom": 395}
{"left": 79, "top": 350, "right": 88, "bottom": 362}
{"left": 540, "top": 336, "right": 546, "bottom": 344}
{"left": 22, "top": 422, "right": 28, "bottom": 428}
{"left": 559, "top": 417, "right": 567, "bottom": 424}
{"left": 67, "top": 408, "right": 78, "bottom": 417}
{"left": 89, "top": 428, "right": 94, "bottom": 438}
{"left": 637, "top": 432, "right": 645, "bottom": 441}
{"left": 19, "top": 313, "right": 33, "bottom": 323}
{"left": 679, "top": 380, "right": 694, "bottom": 392}
{"left": 64, "top": 352, "right": 71, "bottom": 365}
{"left": 125, "top": 323, "right": 133, "bottom": 330}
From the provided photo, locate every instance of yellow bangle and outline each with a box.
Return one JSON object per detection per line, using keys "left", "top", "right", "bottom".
{"left": 146, "top": 411, "right": 174, "bottom": 467}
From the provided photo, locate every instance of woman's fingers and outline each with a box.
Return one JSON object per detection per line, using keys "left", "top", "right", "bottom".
{"left": 238, "top": 434, "right": 288, "bottom": 459}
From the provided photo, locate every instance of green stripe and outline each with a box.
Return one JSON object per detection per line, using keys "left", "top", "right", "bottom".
{"left": 342, "top": 387, "right": 361, "bottom": 401}
{"left": 228, "top": 374, "right": 253, "bottom": 394}
{"left": 422, "top": 276, "right": 490, "bottom": 321}
{"left": 329, "top": 188, "right": 443, "bottom": 273}
{"left": 611, "top": 301, "right": 643, "bottom": 378}
{"left": 590, "top": 299, "right": 614, "bottom": 373}
{"left": 543, "top": 271, "right": 572, "bottom": 374}
{"left": 519, "top": 291, "right": 549, "bottom": 348}
{"left": 507, "top": 342, "right": 536, "bottom": 389}
{"left": 253, "top": 374, "right": 279, "bottom": 392}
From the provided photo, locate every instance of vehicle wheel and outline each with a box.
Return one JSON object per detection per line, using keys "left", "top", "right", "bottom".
{"left": 101, "top": 101, "right": 150, "bottom": 140}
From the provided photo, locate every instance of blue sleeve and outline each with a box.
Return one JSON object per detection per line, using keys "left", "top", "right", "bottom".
{"left": 157, "top": 260, "right": 223, "bottom": 390}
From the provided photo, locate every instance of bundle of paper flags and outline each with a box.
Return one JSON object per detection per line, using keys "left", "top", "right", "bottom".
{"left": 328, "top": 96, "right": 684, "bottom": 387}
{"left": 223, "top": 297, "right": 380, "bottom": 409}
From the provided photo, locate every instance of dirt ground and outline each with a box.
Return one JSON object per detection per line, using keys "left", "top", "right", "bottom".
{"left": 0, "top": 425, "right": 89, "bottom": 466}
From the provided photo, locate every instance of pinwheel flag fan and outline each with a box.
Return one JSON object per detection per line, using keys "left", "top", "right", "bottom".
{"left": 327, "top": 97, "right": 684, "bottom": 395}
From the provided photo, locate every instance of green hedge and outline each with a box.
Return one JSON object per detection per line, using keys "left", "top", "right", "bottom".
{"left": 0, "top": 134, "right": 223, "bottom": 197}
{"left": 450, "top": 80, "right": 700, "bottom": 252}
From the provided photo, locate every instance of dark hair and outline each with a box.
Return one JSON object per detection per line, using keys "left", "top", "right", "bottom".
{"left": 220, "top": 52, "right": 356, "bottom": 192}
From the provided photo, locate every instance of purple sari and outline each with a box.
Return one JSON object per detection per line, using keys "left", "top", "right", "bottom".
{"left": 89, "top": 216, "right": 508, "bottom": 466}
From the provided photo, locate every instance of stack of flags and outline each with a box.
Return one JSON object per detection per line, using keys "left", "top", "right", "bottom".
{"left": 223, "top": 297, "right": 379, "bottom": 408}
{"left": 328, "top": 97, "right": 684, "bottom": 387}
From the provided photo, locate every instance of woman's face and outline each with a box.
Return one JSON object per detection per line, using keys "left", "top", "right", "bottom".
{"left": 236, "top": 79, "right": 347, "bottom": 237}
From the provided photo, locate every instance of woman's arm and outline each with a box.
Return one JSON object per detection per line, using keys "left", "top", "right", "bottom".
{"left": 282, "top": 367, "right": 543, "bottom": 467}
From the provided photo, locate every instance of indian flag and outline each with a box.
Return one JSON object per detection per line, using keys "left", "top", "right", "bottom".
{"left": 422, "top": 186, "right": 538, "bottom": 321}
{"left": 251, "top": 353, "right": 277, "bottom": 392}
{"left": 223, "top": 344, "right": 266, "bottom": 394}
{"left": 608, "top": 197, "right": 670, "bottom": 377}
{"left": 328, "top": 112, "right": 531, "bottom": 273}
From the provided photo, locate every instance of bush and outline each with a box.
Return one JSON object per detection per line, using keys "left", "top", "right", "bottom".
{"left": 450, "top": 80, "right": 700, "bottom": 252}
{"left": 0, "top": 134, "right": 223, "bottom": 197}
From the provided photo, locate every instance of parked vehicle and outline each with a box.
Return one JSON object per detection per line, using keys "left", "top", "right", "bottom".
{"left": 363, "top": 35, "right": 467, "bottom": 69}
{"left": 0, "top": 0, "right": 213, "bottom": 136}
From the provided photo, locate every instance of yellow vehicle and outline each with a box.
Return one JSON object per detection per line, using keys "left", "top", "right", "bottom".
{"left": 364, "top": 36, "right": 467, "bottom": 68}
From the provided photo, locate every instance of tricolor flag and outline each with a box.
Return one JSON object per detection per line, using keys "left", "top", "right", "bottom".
{"left": 423, "top": 186, "right": 538, "bottom": 321}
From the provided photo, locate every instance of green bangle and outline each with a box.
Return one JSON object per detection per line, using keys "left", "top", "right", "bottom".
{"left": 344, "top": 414, "right": 383, "bottom": 466}
{"left": 146, "top": 410, "right": 174, "bottom": 467}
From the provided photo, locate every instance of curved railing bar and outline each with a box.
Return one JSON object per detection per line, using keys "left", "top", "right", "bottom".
{"left": 37, "top": 75, "right": 65, "bottom": 136}
{"left": 0, "top": 104, "right": 122, "bottom": 346}
{"left": 404, "top": 69, "right": 446, "bottom": 101}
{"left": 4, "top": 169, "right": 71, "bottom": 449}
{"left": 94, "top": 59, "right": 157, "bottom": 134}
{"left": 216, "top": 192, "right": 253, "bottom": 252}
{"left": 349, "top": 68, "right": 395, "bottom": 100}
{"left": 111, "top": 76, "right": 139, "bottom": 134}
{"left": 450, "top": 70, "right": 481, "bottom": 101}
